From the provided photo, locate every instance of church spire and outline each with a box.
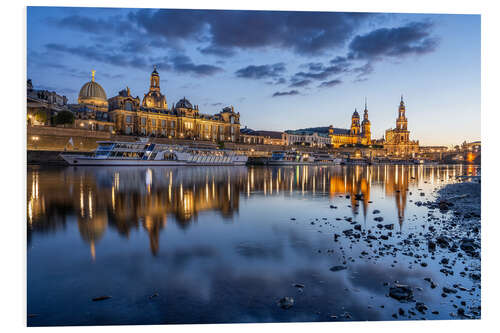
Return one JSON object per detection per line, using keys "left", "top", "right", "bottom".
{"left": 364, "top": 97, "right": 367, "bottom": 111}
{"left": 91, "top": 69, "right": 95, "bottom": 82}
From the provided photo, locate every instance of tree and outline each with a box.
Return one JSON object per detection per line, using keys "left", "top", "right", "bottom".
{"left": 54, "top": 110, "right": 75, "bottom": 126}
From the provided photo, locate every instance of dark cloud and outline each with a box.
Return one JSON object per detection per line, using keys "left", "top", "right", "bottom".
{"left": 50, "top": 10, "right": 374, "bottom": 57}
{"left": 330, "top": 56, "right": 349, "bottom": 64}
{"left": 272, "top": 90, "right": 299, "bottom": 97}
{"left": 266, "top": 77, "right": 287, "bottom": 85}
{"left": 285, "top": 20, "right": 439, "bottom": 85}
{"left": 171, "top": 55, "right": 224, "bottom": 76}
{"left": 44, "top": 43, "right": 222, "bottom": 77}
{"left": 293, "top": 63, "right": 350, "bottom": 81}
{"left": 48, "top": 14, "right": 136, "bottom": 35}
{"left": 348, "top": 21, "right": 439, "bottom": 60}
{"left": 45, "top": 43, "right": 150, "bottom": 69}
{"left": 235, "top": 63, "right": 285, "bottom": 79}
{"left": 306, "top": 62, "right": 324, "bottom": 71}
{"left": 289, "top": 79, "right": 312, "bottom": 88}
{"left": 198, "top": 45, "right": 236, "bottom": 58}
{"left": 318, "top": 79, "right": 342, "bottom": 88}
{"left": 129, "top": 9, "right": 373, "bottom": 57}
{"left": 128, "top": 9, "right": 209, "bottom": 41}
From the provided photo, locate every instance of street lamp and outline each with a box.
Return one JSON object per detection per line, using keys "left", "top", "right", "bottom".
{"left": 31, "top": 136, "right": 39, "bottom": 150}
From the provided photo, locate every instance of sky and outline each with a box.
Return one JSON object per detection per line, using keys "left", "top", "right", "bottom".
{"left": 27, "top": 7, "right": 480, "bottom": 146}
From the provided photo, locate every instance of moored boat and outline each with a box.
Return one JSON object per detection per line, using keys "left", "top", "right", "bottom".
{"left": 60, "top": 140, "right": 248, "bottom": 166}
{"left": 267, "top": 150, "right": 314, "bottom": 165}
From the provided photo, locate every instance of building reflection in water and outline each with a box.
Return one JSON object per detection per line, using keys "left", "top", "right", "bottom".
{"left": 27, "top": 164, "right": 477, "bottom": 258}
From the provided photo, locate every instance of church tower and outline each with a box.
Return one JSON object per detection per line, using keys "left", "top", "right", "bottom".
{"left": 361, "top": 98, "right": 371, "bottom": 143}
{"left": 396, "top": 95, "right": 408, "bottom": 130}
{"left": 350, "top": 108, "right": 360, "bottom": 135}
{"left": 142, "top": 66, "right": 167, "bottom": 109}
{"left": 150, "top": 65, "right": 160, "bottom": 92}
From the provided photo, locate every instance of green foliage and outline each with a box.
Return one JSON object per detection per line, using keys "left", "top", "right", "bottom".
{"left": 217, "top": 141, "right": 225, "bottom": 149}
{"left": 54, "top": 111, "right": 75, "bottom": 125}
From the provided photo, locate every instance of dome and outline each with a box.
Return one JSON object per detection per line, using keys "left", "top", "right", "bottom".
{"left": 175, "top": 97, "right": 193, "bottom": 109}
{"left": 352, "top": 109, "right": 360, "bottom": 118}
{"left": 79, "top": 81, "right": 107, "bottom": 101}
{"left": 78, "top": 71, "right": 107, "bottom": 106}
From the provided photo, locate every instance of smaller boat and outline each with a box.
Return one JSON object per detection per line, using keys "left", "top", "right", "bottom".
{"left": 267, "top": 151, "right": 314, "bottom": 165}
{"left": 311, "top": 153, "right": 343, "bottom": 165}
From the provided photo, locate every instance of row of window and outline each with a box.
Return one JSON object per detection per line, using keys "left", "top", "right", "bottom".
{"left": 125, "top": 116, "right": 235, "bottom": 133}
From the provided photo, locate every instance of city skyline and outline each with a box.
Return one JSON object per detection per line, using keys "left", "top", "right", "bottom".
{"left": 27, "top": 7, "right": 480, "bottom": 146}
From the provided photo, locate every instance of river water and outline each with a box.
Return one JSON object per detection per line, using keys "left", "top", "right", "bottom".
{"left": 27, "top": 164, "right": 480, "bottom": 326}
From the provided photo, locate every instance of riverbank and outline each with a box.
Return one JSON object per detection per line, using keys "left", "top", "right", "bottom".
{"left": 435, "top": 180, "right": 481, "bottom": 224}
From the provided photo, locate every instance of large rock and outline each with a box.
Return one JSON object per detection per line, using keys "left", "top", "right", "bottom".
{"left": 436, "top": 235, "right": 452, "bottom": 248}
{"left": 330, "top": 265, "right": 347, "bottom": 272}
{"left": 278, "top": 297, "right": 294, "bottom": 309}
{"left": 389, "top": 285, "right": 413, "bottom": 301}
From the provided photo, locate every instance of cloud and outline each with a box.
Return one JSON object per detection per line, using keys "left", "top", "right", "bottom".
{"left": 289, "top": 79, "right": 312, "bottom": 88}
{"left": 306, "top": 62, "right": 325, "bottom": 71}
{"left": 293, "top": 63, "right": 350, "bottom": 81}
{"left": 50, "top": 10, "right": 373, "bottom": 57}
{"left": 48, "top": 14, "right": 135, "bottom": 35}
{"left": 285, "top": 20, "right": 439, "bottom": 85}
{"left": 272, "top": 90, "right": 299, "bottom": 97}
{"left": 45, "top": 43, "right": 150, "bottom": 69}
{"left": 318, "top": 79, "right": 342, "bottom": 88}
{"left": 197, "top": 45, "right": 236, "bottom": 58}
{"left": 348, "top": 21, "right": 439, "bottom": 60}
{"left": 352, "top": 62, "right": 374, "bottom": 79}
{"left": 235, "top": 63, "right": 286, "bottom": 79}
{"left": 171, "top": 55, "right": 224, "bottom": 76}
{"left": 129, "top": 9, "right": 373, "bottom": 56}
{"left": 44, "top": 43, "right": 222, "bottom": 77}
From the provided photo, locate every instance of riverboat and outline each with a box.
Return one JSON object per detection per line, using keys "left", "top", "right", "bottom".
{"left": 60, "top": 140, "right": 248, "bottom": 166}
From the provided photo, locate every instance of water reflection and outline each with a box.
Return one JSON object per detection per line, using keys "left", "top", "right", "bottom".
{"left": 28, "top": 164, "right": 476, "bottom": 258}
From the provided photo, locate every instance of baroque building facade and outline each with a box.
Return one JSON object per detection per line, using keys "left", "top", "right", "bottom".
{"left": 286, "top": 100, "right": 372, "bottom": 148}
{"left": 329, "top": 100, "right": 371, "bottom": 147}
{"left": 107, "top": 67, "right": 241, "bottom": 142}
{"left": 383, "top": 96, "right": 419, "bottom": 156}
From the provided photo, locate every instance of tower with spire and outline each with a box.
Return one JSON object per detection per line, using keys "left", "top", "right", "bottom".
{"left": 396, "top": 95, "right": 408, "bottom": 131}
{"left": 350, "top": 108, "right": 360, "bottom": 135}
{"left": 361, "top": 97, "right": 371, "bottom": 143}
{"left": 142, "top": 65, "right": 167, "bottom": 109}
{"left": 382, "top": 95, "right": 418, "bottom": 156}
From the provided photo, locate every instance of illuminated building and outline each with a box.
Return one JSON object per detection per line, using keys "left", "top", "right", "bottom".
{"left": 240, "top": 127, "right": 285, "bottom": 145}
{"left": 108, "top": 67, "right": 241, "bottom": 141}
{"left": 285, "top": 100, "right": 372, "bottom": 148}
{"left": 27, "top": 79, "right": 69, "bottom": 126}
{"left": 69, "top": 70, "right": 114, "bottom": 132}
{"left": 383, "top": 96, "right": 419, "bottom": 156}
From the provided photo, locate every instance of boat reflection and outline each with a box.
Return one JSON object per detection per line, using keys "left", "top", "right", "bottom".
{"left": 27, "top": 164, "right": 477, "bottom": 258}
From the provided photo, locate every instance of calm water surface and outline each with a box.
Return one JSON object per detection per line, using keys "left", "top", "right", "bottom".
{"left": 27, "top": 164, "right": 480, "bottom": 326}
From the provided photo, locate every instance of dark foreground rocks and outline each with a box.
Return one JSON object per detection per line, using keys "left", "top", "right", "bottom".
{"left": 278, "top": 297, "right": 294, "bottom": 309}
{"left": 389, "top": 285, "right": 413, "bottom": 301}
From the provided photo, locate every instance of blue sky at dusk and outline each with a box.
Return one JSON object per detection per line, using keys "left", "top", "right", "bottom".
{"left": 27, "top": 7, "right": 480, "bottom": 146}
